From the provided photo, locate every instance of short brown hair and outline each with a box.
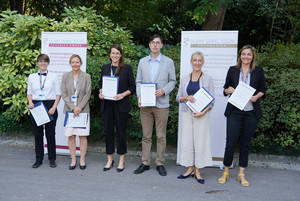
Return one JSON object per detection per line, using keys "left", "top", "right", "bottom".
{"left": 37, "top": 54, "right": 50, "bottom": 63}
{"left": 150, "top": 34, "right": 162, "bottom": 43}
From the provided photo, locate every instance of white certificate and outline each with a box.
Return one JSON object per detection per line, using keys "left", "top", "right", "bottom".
{"left": 102, "top": 76, "right": 119, "bottom": 101}
{"left": 185, "top": 87, "right": 215, "bottom": 113}
{"left": 29, "top": 102, "right": 53, "bottom": 126}
{"left": 228, "top": 82, "right": 256, "bottom": 110}
{"left": 64, "top": 112, "right": 88, "bottom": 128}
{"left": 141, "top": 83, "right": 156, "bottom": 107}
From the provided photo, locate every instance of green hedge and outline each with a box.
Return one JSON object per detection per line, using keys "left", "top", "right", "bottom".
{"left": 253, "top": 43, "right": 300, "bottom": 154}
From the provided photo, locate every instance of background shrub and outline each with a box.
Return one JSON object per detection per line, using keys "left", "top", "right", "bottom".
{"left": 253, "top": 43, "right": 300, "bottom": 154}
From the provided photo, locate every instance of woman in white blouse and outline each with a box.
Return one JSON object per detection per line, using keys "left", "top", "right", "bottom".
{"left": 27, "top": 54, "right": 61, "bottom": 168}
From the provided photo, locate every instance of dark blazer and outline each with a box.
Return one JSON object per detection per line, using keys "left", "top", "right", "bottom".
{"left": 223, "top": 66, "right": 267, "bottom": 119}
{"left": 99, "top": 64, "right": 136, "bottom": 113}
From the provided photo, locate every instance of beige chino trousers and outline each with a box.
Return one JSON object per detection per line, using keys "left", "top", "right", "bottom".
{"left": 140, "top": 107, "right": 169, "bottom": 166}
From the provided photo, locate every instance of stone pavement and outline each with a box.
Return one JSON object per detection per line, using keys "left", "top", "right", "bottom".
{"left": 0, "top": 137, "right": 299, "bottom": 201}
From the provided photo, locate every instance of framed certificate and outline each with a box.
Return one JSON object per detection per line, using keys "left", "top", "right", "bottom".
{"left": 29, "top": 101, "right": 54, "bottom": 126}
{"left": 228, "top": 82, "right": 256, "bottom": 110}
{"left": 102, "top": 76, "right": 119, "bottom": 101}
{"left": 185, "top": 87, "right": 215, "bottom": 113}
{"left": 140, "top": 83, "right": 157, "bottom": 107}
{"left": 64, "top": 111, "right": 89, "bottom": 128}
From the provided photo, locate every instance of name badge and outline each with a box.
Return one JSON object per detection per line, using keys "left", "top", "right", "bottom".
{"left": 39, "top": 94, "right": 46, "bottom": 100}
{"left": 71, "top": 95, "right": 78, "bottom": 103}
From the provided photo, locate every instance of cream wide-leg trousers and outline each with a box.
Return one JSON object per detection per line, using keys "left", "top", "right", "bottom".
{"left": 179, "top": 110, "right": 213, "bottom": 168}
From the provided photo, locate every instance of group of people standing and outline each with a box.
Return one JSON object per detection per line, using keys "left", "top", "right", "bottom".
{"left": 27, "top": 34, "right": 266, "bottom": 187}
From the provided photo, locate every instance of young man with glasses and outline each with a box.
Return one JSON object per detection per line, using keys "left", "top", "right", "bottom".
{"left": 134, "top": 34, "right": 176, "bottom": 176}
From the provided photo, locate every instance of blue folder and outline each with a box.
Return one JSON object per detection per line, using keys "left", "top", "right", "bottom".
{"left": 184, "top": 87, "right": 215, "bottom": 112}
{"left": 63, "top": 111, "right": 89, "bottom": 129}
{"left": 33, "top": 101, "right": 54, "bottom": 123}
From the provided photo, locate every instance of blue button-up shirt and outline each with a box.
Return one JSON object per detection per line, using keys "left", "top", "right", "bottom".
{"left": 148, "top": 54, "right": 161, "bottom": 83}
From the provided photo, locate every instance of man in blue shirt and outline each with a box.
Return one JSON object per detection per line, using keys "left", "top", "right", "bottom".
{"left": 134, "top": 34, "right": 176, "bottom": 176}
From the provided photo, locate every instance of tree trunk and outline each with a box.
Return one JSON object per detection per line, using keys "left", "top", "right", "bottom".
{"left": 10, "top": 0, "right": 24, "bottom": 14}
{"left": 270, "top": 0, "right": 279, "bottom": 44}
{"left": 202, "top": 5, "right": 227, "bottom": 30}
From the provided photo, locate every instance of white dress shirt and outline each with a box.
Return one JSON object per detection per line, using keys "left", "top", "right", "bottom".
{"left": 27, "top": 71, "right": 61, "bottom": 100}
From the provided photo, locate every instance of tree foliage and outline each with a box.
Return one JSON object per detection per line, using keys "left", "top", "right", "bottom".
{"left": 188, "top": 0, "right": 231, "bottom": 28}
{"left": 1, "top": 0, "right": 298, "bottom": 45}
{"left": 223, "top": 0, "right": 299, "bottom": 47}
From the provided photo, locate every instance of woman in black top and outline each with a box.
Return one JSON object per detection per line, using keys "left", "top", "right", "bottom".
{"left": 99, "top": 44, "right": 135, "bottom": 172}
{"left": 218, "top": 45, "right": 267, "bottom": 187}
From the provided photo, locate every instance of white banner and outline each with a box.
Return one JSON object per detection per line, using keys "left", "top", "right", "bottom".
{"left": 41, "top": 32, "right": 87, "bottom": 155}
{"left": 178, "top": 31, "right": 238, "bottom": 167}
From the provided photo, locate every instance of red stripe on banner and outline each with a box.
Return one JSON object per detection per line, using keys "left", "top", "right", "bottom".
{"left": 49, "top": 43, "right": 87, "bottom": 47}
{"left": 45, "top": 144, "right": 80, "bottom": 150}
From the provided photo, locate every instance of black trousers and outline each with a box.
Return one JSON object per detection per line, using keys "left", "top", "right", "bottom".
{"left": 102, "top": 101, "right": 128, "bottom": 155}
{"left": 30, "top": 100, "right": 58, "bottom": 162}
{"left": 223, "top": 108, "right": 259, "bottom": 168}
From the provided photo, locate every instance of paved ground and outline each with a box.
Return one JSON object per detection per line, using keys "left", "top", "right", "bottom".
{"left": 0, "top": 142, "right": 299, "bottom": 201}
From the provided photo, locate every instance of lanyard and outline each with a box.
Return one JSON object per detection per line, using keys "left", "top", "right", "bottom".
{"left": 39, "top": 70, "right": 48, "bottom": 91}
{"left": 110, "top": 64, "right": 117, "bottom": 77}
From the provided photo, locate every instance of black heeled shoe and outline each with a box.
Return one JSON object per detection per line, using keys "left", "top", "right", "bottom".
{"left": 80, "top": 164, "right": 86, "bottom": 170}
{"left": 69, "top": 161, "right": 76, "bottom": 170}
{"left": 79, "top": 160, "right": 86, "bottom": 170}
{"left": 177, "top": 170, "right": 195, "bottom": 179}
{"left": 195, "top": 174, "right": 205, "bottom": 184}
{"left": 103, "top": 160, "right": 114, "bottom": 171}
{"left": 117, "top": 162, "right": 125, "bottom": 172}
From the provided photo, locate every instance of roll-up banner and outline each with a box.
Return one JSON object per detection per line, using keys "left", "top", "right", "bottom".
{"left": 178, "top": 31, "right": 238, "bottom": 167}
{"left": 41, "top": 32, "right": 87, "bottom": 155}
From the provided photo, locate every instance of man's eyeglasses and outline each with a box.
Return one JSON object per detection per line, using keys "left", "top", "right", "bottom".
{"left": 150, "top": 41, "right": 161, "bottom": 45}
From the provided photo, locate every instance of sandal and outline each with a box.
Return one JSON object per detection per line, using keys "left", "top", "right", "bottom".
{"left": 218, "top": 172, "right": 229, "bottom": 184}
{"left": 238, "top": 173, "right": 249, "bottom": 187}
